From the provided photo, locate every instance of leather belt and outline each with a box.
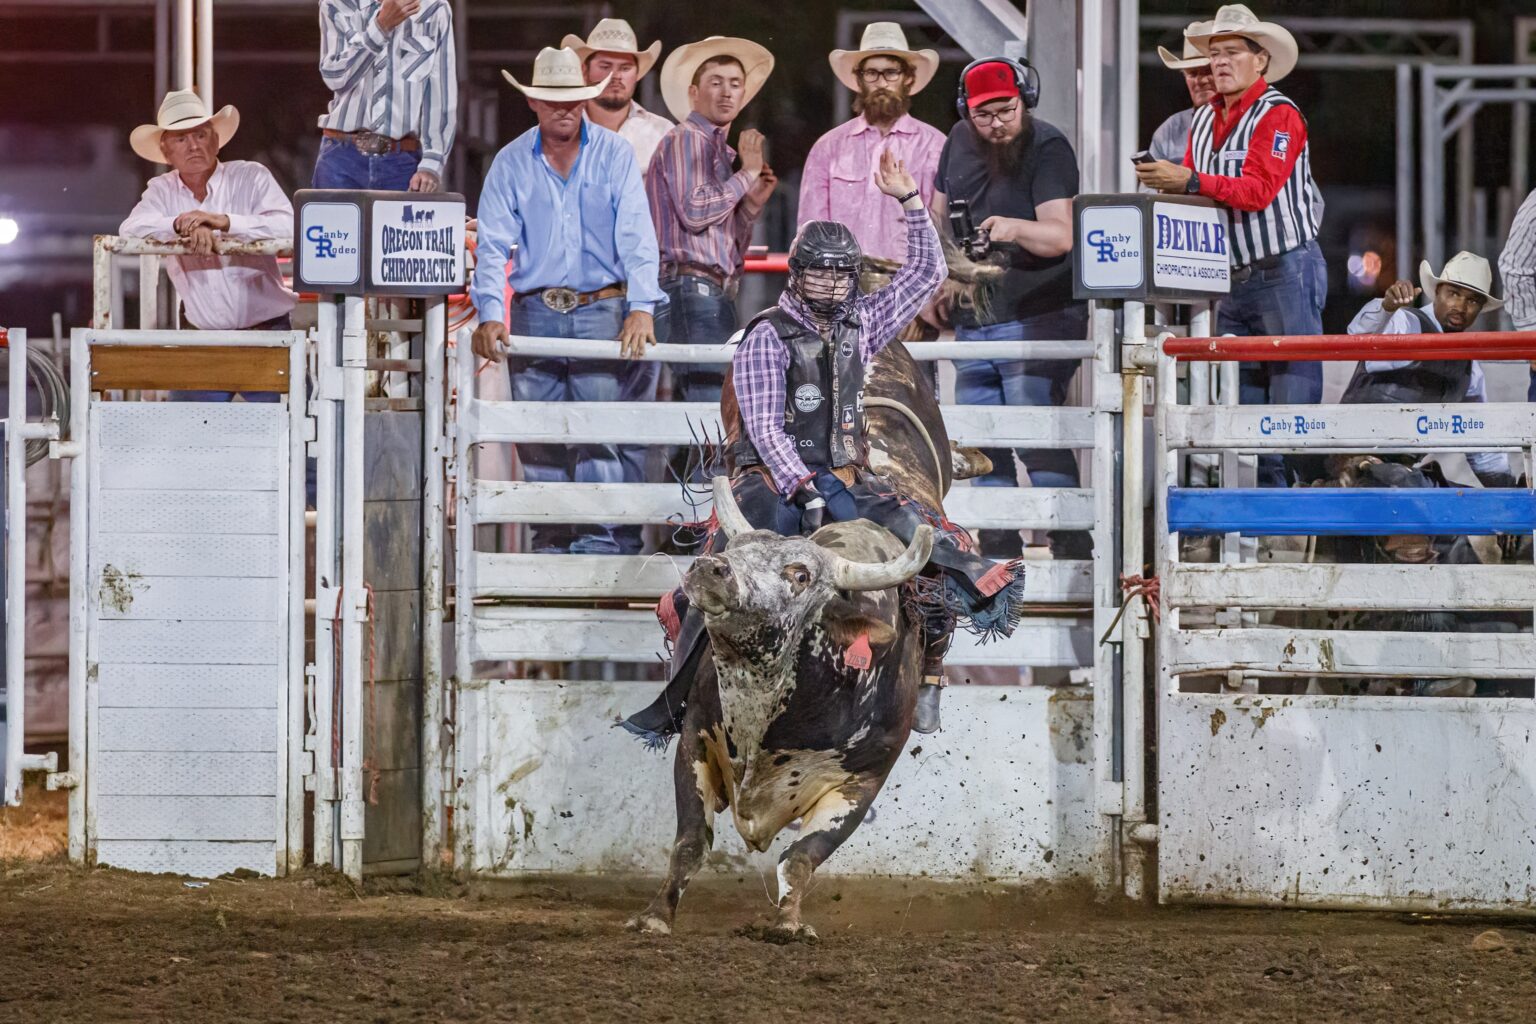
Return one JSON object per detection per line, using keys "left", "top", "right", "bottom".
{"left": 664, "top": 262, "right": 739, "bottom": 299}
{"left": 515, "top": 283, "right": 626, "bottom": 313}
{"left": 322, "top": 128, "right": 421, "bottom": 155}
{"left": 1230, "top": 250, "right": 1288, "bottom": 284}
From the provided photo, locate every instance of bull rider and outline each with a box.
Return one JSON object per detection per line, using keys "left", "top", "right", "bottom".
{"left": 622, "top": 151, "right": 1029, "bottom": 743}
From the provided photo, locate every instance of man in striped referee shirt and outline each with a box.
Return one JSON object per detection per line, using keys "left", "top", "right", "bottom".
{"left": 1137, "top": 5, "right": 1327, "bottom": 488}
{"left": 313, "top": 0, "right": 458, "bottom": 193}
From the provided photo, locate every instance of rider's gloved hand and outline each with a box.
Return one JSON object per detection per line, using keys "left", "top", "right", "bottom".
{"left": 793, "top": 482, "right": 827, "bottom": 535}
{"left": 813, "top": 469, "right": 860, "bottom": 523}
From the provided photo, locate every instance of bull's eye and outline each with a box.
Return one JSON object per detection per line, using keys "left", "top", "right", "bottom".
{"left": 782, "top": 564, "right": 811, "bottom": 589}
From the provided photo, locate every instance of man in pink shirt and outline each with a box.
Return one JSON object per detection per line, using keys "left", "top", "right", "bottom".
{"left": 798, "top": 23, "right": 945, "bottom": 264}
{"left": 121, "top": 90, "right": 297, "bottom": 399}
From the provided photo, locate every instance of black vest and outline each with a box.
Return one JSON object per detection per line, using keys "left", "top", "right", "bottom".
{"left": 1340, "top": 307, "right": 1473, "bottom": 404}
{"left": 733, "top": 306, "right": 867, "bottom": 473}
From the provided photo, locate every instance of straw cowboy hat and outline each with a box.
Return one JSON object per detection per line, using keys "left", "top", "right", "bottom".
{"left": 130, "top": 89, "right": 239, "bottom": 164}
{"left": 1158, "top": 21, "right": 1214, "bottom": 70}
{"left": 1187, "top": 4, "right": 1299, "bottom": 83}
{"left": 658, "top": 36, "right": 774, "bottom": 123}
{"left": 1420, "top": 252, "right": 1504, "bottom": 311}
{"left": 503, "top": 47, "right": 611, "bottom": 102}
{"left": 829, "top": 22, "right": 940, "bottom": 95}
{"left": 560, "top": 18, "right": 662, "bottom": 80}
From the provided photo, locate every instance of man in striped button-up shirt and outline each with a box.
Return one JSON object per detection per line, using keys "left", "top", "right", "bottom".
{"left": 313, "top": 0, "right": 458, "bottom": 193}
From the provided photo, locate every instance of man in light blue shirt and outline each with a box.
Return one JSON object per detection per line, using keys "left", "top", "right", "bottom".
{"left": 471, "top": 47, "right": 664, "bottom": 555}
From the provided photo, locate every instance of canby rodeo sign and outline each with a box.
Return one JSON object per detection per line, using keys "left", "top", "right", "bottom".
{"left": 293, "top": 190, "right": 467, "bottom": 296}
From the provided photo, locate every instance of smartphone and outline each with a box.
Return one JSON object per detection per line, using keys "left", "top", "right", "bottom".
{"left": 1130, "top": 150, "right": 1156, "bottom": 165}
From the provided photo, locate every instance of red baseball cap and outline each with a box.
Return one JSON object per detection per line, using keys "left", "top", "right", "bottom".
{"left": 964, "top": 60, "right": 1020, "bottom": 109}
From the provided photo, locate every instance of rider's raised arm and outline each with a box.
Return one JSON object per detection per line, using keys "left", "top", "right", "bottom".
{"left": 858, "top": 205, "right": 944, "bottom": 359}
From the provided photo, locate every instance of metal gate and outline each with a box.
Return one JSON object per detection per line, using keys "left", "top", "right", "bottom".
{"left": 1152, "top": 328, "right": 1536, "bottom": 912}
{"left": 450, "top": 328, "right": 1123, "bottom": 884}
{"left": 64, "top": 326, "right": 309, "bottom": 877}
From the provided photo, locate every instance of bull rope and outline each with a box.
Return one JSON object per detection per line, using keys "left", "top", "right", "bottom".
{"left": 863, "top": 396, "right": 943, "bottom": 485}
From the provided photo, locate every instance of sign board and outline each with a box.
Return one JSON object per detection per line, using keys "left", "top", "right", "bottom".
{"left": 293, "top": 190, "right": 466, "bottom": 297}
{"left": 1073, "top": 194, "right": 1230, "bottom": 302}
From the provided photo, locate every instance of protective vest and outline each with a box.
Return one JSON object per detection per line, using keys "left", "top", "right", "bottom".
{"left": 732, "top": 306, "right": 867, "bottom": 472}
{"left": 1340, "top": 307, "right": 1472, "bottom": 404}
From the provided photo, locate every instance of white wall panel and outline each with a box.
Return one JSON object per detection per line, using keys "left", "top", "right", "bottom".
{"left": 97, "top": 707, "right": 278, "bottom": 752}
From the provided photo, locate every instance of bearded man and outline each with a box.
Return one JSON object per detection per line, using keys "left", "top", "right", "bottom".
{"left": 930, "top": 57, "right": 1089, "bottom": 560}
{"left": 798, "top": 22, "right": 945, "bottom": 263}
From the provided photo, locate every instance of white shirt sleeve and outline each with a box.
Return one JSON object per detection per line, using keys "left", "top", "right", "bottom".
{"left": 1350, "top": 301, "right": 1432, "bottom": 372}
{"left": 118, "top": 176, "right": 179, "bottom": 242}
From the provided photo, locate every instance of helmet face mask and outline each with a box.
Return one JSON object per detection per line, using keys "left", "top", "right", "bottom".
{"left": 788, "top": 220, "right": 863, "bottom": 318}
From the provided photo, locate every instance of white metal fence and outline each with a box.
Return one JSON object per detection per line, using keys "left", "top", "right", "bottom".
{"left": 450, "top": 328, "right": 1123, "bottom": 882}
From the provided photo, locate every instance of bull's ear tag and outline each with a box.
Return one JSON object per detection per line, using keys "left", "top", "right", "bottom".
{"left": 844, "top": 633, "right": 873, "bottom": 670}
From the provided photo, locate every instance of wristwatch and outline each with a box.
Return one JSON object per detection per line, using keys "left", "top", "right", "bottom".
{"left": 1184, "top": 170, "right": 1201, "bottom": 195}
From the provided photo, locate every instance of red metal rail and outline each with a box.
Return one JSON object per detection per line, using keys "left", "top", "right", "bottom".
{"left": 1165, "top": 331, "right": 1536, "bottom": 362}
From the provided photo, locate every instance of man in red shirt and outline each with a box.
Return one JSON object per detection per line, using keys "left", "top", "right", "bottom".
{"left": 1136, "top": 5, "right": 1326, "bottom": 487}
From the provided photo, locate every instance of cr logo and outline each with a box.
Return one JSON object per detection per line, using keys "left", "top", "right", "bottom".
{"left": 1086, "top": 228, "right": 1118, "bottom": 263}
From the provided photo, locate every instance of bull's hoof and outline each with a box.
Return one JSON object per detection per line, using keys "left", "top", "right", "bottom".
{"left": 735, "top": 921, "right": 819, "bottom": 945}
{"left": 625, "top": 913, "right": 673, "bottom": 936}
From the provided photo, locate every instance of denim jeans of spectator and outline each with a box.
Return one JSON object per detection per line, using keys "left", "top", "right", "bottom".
{"left": 617, "top": 333, "right": 661, "bottom": 553}
{"left": 311, "top": 136, "right": 422, "bottom": 191}
{"left": 507, "top": 296, "right": 635, "bottom": 554}
{"left": 955, "top": 304, "right": 1091, "bottom": 558}
{"left": 1219, "top": 239, "right": 1327, "bottom": 487}
{"left": 662, "top": 275, "right": 737, "bottom": 404}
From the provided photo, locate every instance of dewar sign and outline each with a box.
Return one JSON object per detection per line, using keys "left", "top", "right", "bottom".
{"left": 293, "top": 190, "right": 467, "bottom": 296}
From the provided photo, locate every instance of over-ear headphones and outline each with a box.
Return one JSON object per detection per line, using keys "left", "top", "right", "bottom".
{"left": 955, "top": 56, "right": 1041, "bottom": 119}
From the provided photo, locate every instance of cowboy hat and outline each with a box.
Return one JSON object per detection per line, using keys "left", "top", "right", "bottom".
{"left": 1420, "top": 252, "right": 1504, "bottom": 312}
{"left": 829, "top": 22, "right": 940, "bottom": 95}
{"left": 130, "top": 89, "right": 239, "bottom": 164}
{"left": 560, "top": 18, "right": 663, "bottom": 80}
{"left": 1187, "top": 5, "right": 1299, "bottom": 83}
{"left": 1158, "top": 20, "right": 1214, "bottom": 70}
{"left": 658, "top": 36, "right": 774, "bottom": 123}
{"left": 503, "top": 46, "right": 611, "bottom": 102}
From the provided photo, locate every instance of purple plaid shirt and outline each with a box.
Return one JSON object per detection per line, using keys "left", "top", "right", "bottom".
{"left": 734, "top": 206, "right": 943, "bottom": 496}
{"left": 645, "top": 112, "right": 763, "bottom": 282}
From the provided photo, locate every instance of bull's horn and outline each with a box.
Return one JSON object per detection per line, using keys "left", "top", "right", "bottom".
{"left": 712, "top": 476, "right": 753, "bottom": 538}
{"left": 831, "top": 524, "right": 934, "bottom": 592}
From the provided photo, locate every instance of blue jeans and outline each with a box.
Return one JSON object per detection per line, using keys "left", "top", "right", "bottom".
{"left": 507, "top": 296, "right": 637, "bottom": 555}
{"left": 312, "top": 135, "right": 421, "bottom": 191}
{"left": 1219, "top": 239, "right": 1327, "bottom": 487}
{"left": 955, "top": 305, "right": 1090, "bottom": 489}
{"left": 662, "top": 275, "right": 737, "bottom": 404}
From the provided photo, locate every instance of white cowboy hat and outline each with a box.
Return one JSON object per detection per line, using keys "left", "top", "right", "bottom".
{"left": 1420, "top": 252, "right": 1504, "bottom": 312}
{"left": 503, "top": 46, "right": 611, "bottom": 102}
{"left": 1158, "top": 20, "right": 1214, "bottom": 70}
{"left": 1187, "top": 4, "right": 1300, "bottom": 83}
{"left": 829, "top": 22, "right": 940, "bottom": 95}
{"left": 560, "top": 18, "right": 663, "bottom": 80}
{"left": 658, "top": 36, "right": 774, "bottom": 123}
{"left": 130, "top": 89, "right": 239, "bottom": 164}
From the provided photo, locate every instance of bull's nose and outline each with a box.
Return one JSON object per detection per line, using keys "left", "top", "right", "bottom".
{"left": 697, "top": 556, "right": 732, "bottom": 580}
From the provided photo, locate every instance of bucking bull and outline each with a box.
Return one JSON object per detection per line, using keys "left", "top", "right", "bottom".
{"left": 626, "top": 342, "right": 987, "bottom": 940}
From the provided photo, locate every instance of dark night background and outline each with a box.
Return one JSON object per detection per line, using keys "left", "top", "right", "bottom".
{"left": 1, "top": 0, "right": 1533, "bottom": 334}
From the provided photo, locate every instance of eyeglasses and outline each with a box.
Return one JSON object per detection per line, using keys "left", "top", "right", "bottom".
{"left": 969, "top": 102, "right": 1020, "bottom": 127}
{"left": 857, "top": 67, "right": 907, "bottom": 84}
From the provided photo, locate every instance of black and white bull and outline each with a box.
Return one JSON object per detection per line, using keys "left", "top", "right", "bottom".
{"left": 626, "top": 479, "right": 934, "bottom": 940}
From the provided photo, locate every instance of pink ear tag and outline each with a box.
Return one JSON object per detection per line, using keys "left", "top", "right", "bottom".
{"left": 844, "top": 633, "right": 872, "bottom": 670}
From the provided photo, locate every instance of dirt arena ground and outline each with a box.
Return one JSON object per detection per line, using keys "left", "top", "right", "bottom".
{"left": 5, "top": 785, "right": 1536, "bottom": 1023}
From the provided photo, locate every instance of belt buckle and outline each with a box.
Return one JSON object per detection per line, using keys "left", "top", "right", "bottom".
{"left": 354, "top": 131, "right": 390, "bottom": 156}
{"left": 542, "top": 287, "right": 579, "bottom": 313}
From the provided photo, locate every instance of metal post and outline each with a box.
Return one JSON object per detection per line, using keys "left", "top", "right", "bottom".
{"left": 1396, "top": 63, "right": 1414, "bottom": 282}
{"left": 154, "top": 0, "right": 169, "bottom": 108}
{"left": 340, "top": 295, "right": 366, "bottom": 881}
{"left": 1116, "top": 0, "right": 1140, "bottom": 193}
{"left": 5, "top": 332, "right": 26, "bottom": 806}
{"left": 195, "top": 0, "right": 212, "bottom": 106}
{"left": 1421, "top": 65, "right": 1441, "bottom": 270}
{"left": 1118, "top": 299, "right": 1149, "bottom": 901}
{"left": 67, "top": 329, "right": 90, "bottom": 862}
{"left": 1456, "top": 107, "right": 1475, "bottom": 256}
{"left": 312, "top": 301, "right": 339, "bottom": 868}
{"left": 138, "top": 256, "right": 159, "bottom": 331}
{"left": 1088, "top": 301, "right": 1123, "bottom": 894}
{"left": 175, "top": 0, "right": 193, "bottom": 92}
{"left": 1078, "top": 0, "right": 1104, "bottom": 195}
{"left": 421, "top": 298, "right": 447, "bottom": 869}
{"left": 284, "top": 331, "right": 307, "bottom": 873}
{"left": 452, "top": 300, "right": 478, "bottom": 871}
